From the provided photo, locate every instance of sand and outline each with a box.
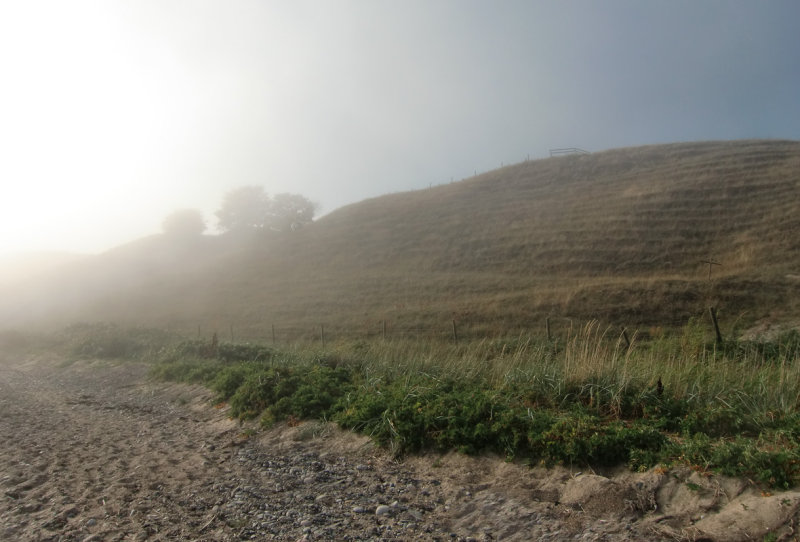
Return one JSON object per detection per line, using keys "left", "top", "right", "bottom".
{"left": 2, "top": 355, "right": 799, "bottom": 541}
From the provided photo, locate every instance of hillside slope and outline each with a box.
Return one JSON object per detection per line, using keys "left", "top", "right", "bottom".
{"left": 2, "top": 139, "right": 799, "bottom": 340}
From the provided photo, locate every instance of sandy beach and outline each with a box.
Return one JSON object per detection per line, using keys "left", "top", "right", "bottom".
{"left": 2, "top": 356, "right": 799, "bottom": 541}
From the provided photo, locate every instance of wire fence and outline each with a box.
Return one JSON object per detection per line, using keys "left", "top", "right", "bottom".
{"left": 188, "top": 314, "right": 682, "bottom": 348}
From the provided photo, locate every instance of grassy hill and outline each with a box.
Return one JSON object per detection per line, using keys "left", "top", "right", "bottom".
{"left": 2, "top": 139, "right": 799, "bottom": 341}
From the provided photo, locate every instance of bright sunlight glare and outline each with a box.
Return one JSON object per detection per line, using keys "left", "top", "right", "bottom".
{"left": 0, "top": 2, "right": 198, "bottom": 255}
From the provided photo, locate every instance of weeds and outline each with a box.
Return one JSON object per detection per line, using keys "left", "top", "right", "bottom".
{"left": 64, "top": 321, "right": 800, "bottom": 489}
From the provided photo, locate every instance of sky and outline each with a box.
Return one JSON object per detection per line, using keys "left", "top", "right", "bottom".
{"left": 1, "top": 0, "right": 799, "bottom": 255}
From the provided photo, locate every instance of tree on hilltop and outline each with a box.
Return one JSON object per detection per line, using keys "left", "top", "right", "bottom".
{"left": 162, "top": 208, "right": 206, "bottom": 237}
{"left": 268, "top": 193, "right": 317, "bottom": 231}
{"left": 215, "top": 186, "right": 270, "bottom": 232}
{"left": 216, "top": 186, "right": 316, "bottom": 233}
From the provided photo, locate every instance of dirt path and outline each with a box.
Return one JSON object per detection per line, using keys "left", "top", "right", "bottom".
{"left": 2, "top": 356, "right": 800, "bottom": 541}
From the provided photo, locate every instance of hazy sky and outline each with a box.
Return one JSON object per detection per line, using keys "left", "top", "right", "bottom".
{"left": 1, "top": 0, "right": 799, "bottom": 255}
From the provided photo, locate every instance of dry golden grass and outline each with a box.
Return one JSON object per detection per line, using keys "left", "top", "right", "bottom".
{"left": 2, "top": 139, "right": 799, "bottom": 340}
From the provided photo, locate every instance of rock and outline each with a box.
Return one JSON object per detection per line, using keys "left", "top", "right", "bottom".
{"left": 376, "top": 504, "right": 392, "bottom": 516}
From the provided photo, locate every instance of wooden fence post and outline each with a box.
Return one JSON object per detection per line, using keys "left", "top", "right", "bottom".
{"left": 546, "top": 317, "right": 552, "bottom": 341}
{"left": 321, "top": 324, "right": 325, "bottom": 348}
{"left": 701, "top": 259, "right": 721, "bottom": 281}
{"left": 382, "top": 320, "right": 387, "bottom": 340}
{"left": 621, "top": 327, "right": 631, "bottom": 349}
{"left": 271, "top": 324, "right": 276, "bottom": 345}
{"left": 452, "top": 320, "right": 458, "bottom": 343}
{"left": 709, "top": 307, "right": 723, "bottom": 345}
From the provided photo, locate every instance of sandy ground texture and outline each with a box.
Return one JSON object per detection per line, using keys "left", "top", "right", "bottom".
{"left": 3, "top": 356, "right": 800, "bottom": 542}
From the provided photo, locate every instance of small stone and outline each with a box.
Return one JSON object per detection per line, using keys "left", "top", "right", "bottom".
{"left": 352, "top": 506, "right": 367, "bottom": 514}
{"left": 375, "top": 505, "right": 391, "bottom": 516}
{"left": 86, "top": 518, "right": 97, "bottom": 527}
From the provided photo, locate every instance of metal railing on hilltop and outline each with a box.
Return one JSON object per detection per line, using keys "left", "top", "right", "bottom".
{"left": 549, "top": 148, "right": 590, "bottom": 157}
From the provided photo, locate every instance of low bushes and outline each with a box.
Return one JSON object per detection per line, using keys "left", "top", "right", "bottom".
{"left": 64, "top": 324, "right": 800, "bottom": 489}
{"left": 220, "top": 363, "right": 353, "bottom": 422}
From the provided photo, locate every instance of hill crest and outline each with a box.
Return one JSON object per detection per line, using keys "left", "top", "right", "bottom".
{"left": 2, "top": 139, "right": 799, "bottom": 339}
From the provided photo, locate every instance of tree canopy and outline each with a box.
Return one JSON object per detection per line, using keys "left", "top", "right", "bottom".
{"left": 268, "top": 193, "right": 316, "bottom": 231}
{"left": 215, "top": 187, "right": 316, "bottom": 233}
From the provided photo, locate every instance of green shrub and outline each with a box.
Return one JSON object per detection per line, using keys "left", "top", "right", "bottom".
{"left": 228, "top": 368, "right": 285, "bottom": 418}
{"left": 212, "top": 364, "right": 265, "bottom": 402}
{"left": 267, "top": 365, "right": 352, "bottom": 419}
{"left": 508, "top": 406, "right": 667, "bottom": 468}
{"left": 209, "top": 363, "right": 356, "bottom": 422}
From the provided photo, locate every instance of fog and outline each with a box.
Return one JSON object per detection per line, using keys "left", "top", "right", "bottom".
{"left": 1, "top": 0, "right": 798, "bottom": 255}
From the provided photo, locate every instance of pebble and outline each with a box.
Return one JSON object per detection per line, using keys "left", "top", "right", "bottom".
{"left": 375, "top": 504, "right": 392, "bottom": 516}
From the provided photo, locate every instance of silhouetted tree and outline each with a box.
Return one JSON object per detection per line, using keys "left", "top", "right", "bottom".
{"left": 267, "top": 193, "right": 316, "bottom": 231}
{"left": 162, "top": 209, "right": 206, "bottom": 236}
{"left": 216, "top": 186, "right": 270, "bottom": 232}
{"left": 215, "top": 186, "right": 316, "bottom": 233}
